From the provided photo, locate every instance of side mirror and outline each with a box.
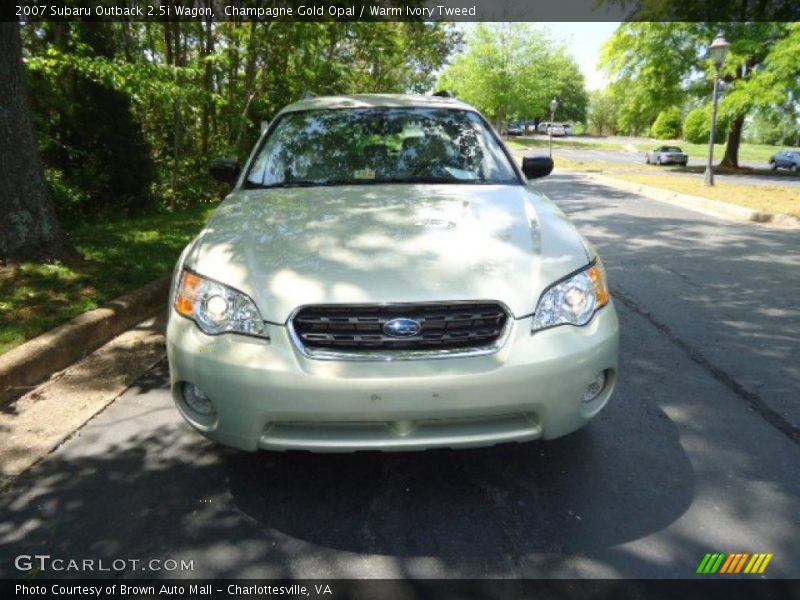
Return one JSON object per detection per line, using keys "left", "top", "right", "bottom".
{"left": 521, "top": 153, "right": 554, "bottom": 179}
{"left": 210, "top": 157, "right": 240, "bottom": 184}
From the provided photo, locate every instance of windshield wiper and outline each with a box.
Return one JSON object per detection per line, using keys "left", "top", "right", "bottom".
{"left": 245, "top": 180, "right": 325, "bottom": 189}
{"left": 246, "top": 176, "right": 513, "bottom": 188}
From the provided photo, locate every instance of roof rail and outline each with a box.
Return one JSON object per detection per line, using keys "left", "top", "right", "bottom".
{"left": 431, "top": 90, "right": 455, "bottom": 98}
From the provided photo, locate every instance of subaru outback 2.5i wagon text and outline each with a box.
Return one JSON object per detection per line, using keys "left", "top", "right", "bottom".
{"left": 167, "top": 94, "right": 619, "bottom": 452}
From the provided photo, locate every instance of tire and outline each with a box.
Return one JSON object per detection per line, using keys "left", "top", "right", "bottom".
{"left": 791, "top": 164, "right": 798, "bottom": 173}
{"left": 645, "top": 155, "right": 650, "bottom": 164}
{"left": 770, "top": 160, "right": 777, "bottom": 171}
{"left": 656, "top": 156, "right": 661, "bottom": 165}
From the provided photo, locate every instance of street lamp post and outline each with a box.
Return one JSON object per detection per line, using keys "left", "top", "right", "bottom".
{"left": 704, "top": 33, "right": 730, "bottom": 187}
{"left": 548, "top": 97, "right": 559, "bottom": 158}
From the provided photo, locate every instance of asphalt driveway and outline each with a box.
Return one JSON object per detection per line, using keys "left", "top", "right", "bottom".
{"left": 1, "top": 173, "right": 799, "bottom": 579}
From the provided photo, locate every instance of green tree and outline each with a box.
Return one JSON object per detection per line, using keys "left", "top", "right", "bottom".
{"left": 26, "top": 23, "right": 156, "bottom": 218}
{"left": 437, "top": 24, "right": 587, "bottom": 128}
{"left": 600, "top": 22, "right": 797, "bottom": 167}
{"left": 0, "top": 21, "right": 74, "bottom": 262}
{"left": 20, "top": 20, "right": 461, "bottom": 217}
{"left": 683, "top": 104, "right": 729, "bottom": 144}
{"left": 650, "top": 107, "right": 683, "bottom": 139}
{"left": 587, "top": 88, "right": 619, "bottom": 135}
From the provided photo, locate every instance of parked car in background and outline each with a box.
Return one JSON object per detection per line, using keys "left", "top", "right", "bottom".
{"left": 547, "top": 123, "right": 566, "bottom": 137}
{"left": 537, "top": 121, "right": 550, "bottom": 134}
{"left": 168, "top": 93, "right": 619, "bottom": 452}
{"left": 562, "top": 123, "right": 572, "bottom": 136}
{"left": 769, "top": 149, "right": 800, "bottom": 172}
{"left": 504, "top": 122, "right": 524, "bottom": 136}
{"left": 645, "top": 146, "right": 689, "bottom": 166}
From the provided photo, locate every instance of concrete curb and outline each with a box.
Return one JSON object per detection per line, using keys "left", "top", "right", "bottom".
{"left": 583, "top": 173, "right": 800, "bottom": 229}
{"left": 0, "top": 275, "right": 171, "bottom": 406}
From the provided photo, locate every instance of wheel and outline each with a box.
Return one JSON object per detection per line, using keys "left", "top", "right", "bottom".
{"left": 681, "top": 162, "right": 688, "bottom": 167}
{"left": 791, "top": 163, "right": 798, "bottom": 173}
{"left": 769, "top": 160, "right": 777, "bottom": 171}
{"left": 656, "top": 156, "right": 661, "bottom": 165}
{"left": 645, "top": 155, "right": 650, "bottom": 164}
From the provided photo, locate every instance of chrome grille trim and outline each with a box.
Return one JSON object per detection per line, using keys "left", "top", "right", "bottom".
{"left": 288, "top": 301, "right": 513, "bottom": 361}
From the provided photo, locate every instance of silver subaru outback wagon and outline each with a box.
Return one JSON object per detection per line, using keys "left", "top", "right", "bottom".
{"left": 167, "top": 94, "right": 619, "bottom": 452}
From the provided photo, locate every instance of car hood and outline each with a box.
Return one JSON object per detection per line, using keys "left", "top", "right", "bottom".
{"left": 186, "top": 184, "right": 590, "bottom": 323}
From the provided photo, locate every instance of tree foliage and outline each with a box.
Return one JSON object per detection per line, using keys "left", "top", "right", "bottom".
{"left": 437, "top": 24, "right": 588, "bottom": 128}
{"left": 600, "top": 21, "right": 799, "bottom": 165}
{"left": 683, "top": 104, "right": 729, "bottom": 144}
{"left": 20, "top": 21, "right": 461, "bottom": 219}
{"left": 650, "top": 107, "right": 683, "bottom": 139}
{"left": 587, "top": 88, "right": 619, "bottom": 135}
{"left": 1, "top": 21, "right": 75, "bottom": 263}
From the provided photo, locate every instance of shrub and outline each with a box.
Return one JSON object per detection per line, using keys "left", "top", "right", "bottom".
{"left": 650, "top": 107, "right": 683, "bottom": 139}
{"left": 683, "top": 105, "right": 729, "bottom": 144}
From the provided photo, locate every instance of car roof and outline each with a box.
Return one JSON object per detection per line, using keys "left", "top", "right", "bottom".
{"left": 276, "top": 94, "right": 478, "bottom": 116}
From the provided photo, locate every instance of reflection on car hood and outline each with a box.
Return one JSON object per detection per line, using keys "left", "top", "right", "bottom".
{"left": 187, "top": 184, "right": 590, "bottom": 323}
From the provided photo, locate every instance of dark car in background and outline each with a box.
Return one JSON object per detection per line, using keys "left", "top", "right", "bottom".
{"left": 645, "top": 146, "right": 689, "bottom": 166}
{"left": 769, "top": 149, "right": 800, "bottom": 172}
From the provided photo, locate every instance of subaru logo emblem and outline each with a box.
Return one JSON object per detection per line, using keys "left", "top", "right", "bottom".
{"left": 383, "top": 318, "right": 422, "bottom": 338}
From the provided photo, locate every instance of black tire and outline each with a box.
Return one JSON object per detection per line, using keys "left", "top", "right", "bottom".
{"left": 791, "top": 164, "right": 798, "bottom": 173}
{"left": 656, "top": 156, "right": 661, "bottom": 165}
{"left": 770, "top": 160, "right": 777, "bottom": 171}
{"left": 645, "top": 155, "right": 650, "bottom": 164}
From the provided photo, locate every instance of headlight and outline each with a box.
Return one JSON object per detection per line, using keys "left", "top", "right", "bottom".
{"left": 174, "top": 270, "right": 268, "bottom": 339}
{"left": 532, "top": 261, "right": 610, "bottom": 332}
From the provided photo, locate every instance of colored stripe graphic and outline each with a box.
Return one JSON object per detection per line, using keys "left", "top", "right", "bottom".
{"left": 697, "top": 553, "right": 726, "bottom": 574}
{"left": 720, "top": 554, "right": 736, "bottom": 573}
{"left": 698, "top": 552, "right": 772, "bottom": 574}
{"left": 758, "top": 554, "right": 772, "bottom": 573}
{"left": 734, "top": 553, "right": 750, "bottom": 573}
{"left": 697, "top": 553, "right": 713, "bottom": 574}
{"left": 724, "top": 553, "right": 746, "bottom": 573}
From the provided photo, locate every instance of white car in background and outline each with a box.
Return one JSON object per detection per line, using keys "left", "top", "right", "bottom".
{"left": 645, "top": 146, "right": 689, "bottom": 166}
{"left": 547, "top": 123, "right": 567, "bottom": 137}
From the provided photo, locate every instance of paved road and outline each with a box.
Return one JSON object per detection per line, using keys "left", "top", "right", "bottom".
{"left": 2, "top": 174, "right": 799, "bottom": 579}
{"left": 549, "top": 147, "right": 800, "bottom": 188}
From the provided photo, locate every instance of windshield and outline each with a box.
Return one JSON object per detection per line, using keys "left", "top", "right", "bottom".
{"left": 245, "top": 107, "right": 519, "bottom": 188}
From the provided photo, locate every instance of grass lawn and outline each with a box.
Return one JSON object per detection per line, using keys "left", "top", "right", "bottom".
{"left": 609, "top": 174, "right": 800, "bottom": 217}
{"left": 545, "top": 156, "right": 799, "bottom": 217}
{"left": 551, "top": 157, "right": 631, "bottom": 172}
{"left": 508, "top": 138, "right": 626, "bottom": 152}
{"left": 0, "top": 202, "right": 217, "bottom": 355}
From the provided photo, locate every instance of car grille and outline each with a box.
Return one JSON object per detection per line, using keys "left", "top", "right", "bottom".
{"left": 291, "top": 302, "right": 509, "bottom": 354}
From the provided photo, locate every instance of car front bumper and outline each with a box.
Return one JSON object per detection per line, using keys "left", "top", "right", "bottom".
{"left": 661, "top": 156, "right": 688, "bottom": 164}
{"left": 167, "top": 304, "right": 619, "bottom": 452}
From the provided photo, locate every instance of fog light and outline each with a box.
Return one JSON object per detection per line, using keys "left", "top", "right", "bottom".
{"left": 582, "top": 372, "right": 606, "bottom": 404}
{"left": 182, "top": 383, "right": 215, "bottom": 416}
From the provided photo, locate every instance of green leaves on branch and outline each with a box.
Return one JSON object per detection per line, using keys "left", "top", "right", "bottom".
{"left": 437, "top": 24, "right": 588, "bottom": 127}
{"left": 650, "top": 107, "right": 683, "bottom": 140}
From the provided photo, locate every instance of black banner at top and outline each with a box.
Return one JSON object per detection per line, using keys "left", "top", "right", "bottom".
{"left": 5, "top": 0, "right": 800, "bottom": 22}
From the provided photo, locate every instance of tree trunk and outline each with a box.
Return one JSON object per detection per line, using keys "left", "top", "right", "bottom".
{"left": 200, "top": 19, "right": 214, "bottom": 156}
{"left": 720, "top": 113, "right": 746, "bottom": 169}
{"left": 0, "top": 21, "right": 76, "bottom": 263}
